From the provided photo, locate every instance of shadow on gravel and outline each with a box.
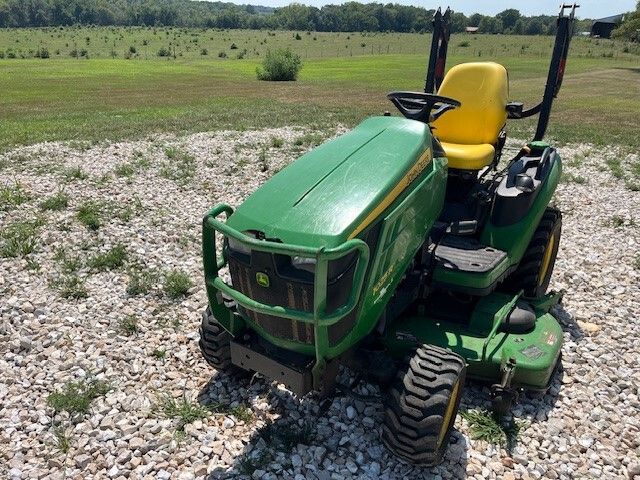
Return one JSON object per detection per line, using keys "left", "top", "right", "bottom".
{"left": 553, "top": 303, "right": 585, "bottom": 342}
{"left": 198, "top": 372, "right": 468, "bottom": 479}
{"left": 195, "top": 302, "right": 581, "bottom": 479}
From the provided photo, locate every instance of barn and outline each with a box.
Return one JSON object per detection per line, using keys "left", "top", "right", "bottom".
{"left": 590, "top": 14, "right": 625, "bottom": 38}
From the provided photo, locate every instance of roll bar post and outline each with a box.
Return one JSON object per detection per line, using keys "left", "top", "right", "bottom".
{"left": 425, "top": 7, "right": 452, "bottom": 94}
{"left": 533, "top": 3, "right": 579, "bottom": 141}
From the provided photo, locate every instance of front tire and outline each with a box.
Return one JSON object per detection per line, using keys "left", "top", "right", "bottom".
{"left": 382, "top": 345, "right": 466, "bottom": 466}
{"left": 199, "top": 307, "right": 235, "bottom": 371}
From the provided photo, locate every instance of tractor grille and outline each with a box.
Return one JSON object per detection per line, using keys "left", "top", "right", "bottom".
{"left": 228, "top": 249, "right": 357, "bottom": 346}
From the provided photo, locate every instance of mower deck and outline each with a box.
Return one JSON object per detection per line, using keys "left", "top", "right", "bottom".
{"left": 382, "top": 291, "right": 563, "bottom": 390}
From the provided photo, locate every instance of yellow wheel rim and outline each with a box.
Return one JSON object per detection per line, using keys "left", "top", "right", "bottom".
{"left": 437, "top": 379, "right": 461, "bottom": 449}
{"left": 538, "top": 233, "right": 556, "bottom": 286}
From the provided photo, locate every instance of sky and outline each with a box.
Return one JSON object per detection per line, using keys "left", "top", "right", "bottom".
{"left": 229, "top": 0, "right": 636, "bottom": 19}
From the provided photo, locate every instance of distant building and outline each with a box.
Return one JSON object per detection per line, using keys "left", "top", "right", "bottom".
{"left": 590, "top": 14, "right": 625, "bottom": 38}
{"left": 465, "top": 26, "right": 479, "bottom": 33}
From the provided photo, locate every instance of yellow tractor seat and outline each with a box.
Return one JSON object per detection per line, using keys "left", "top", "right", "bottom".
{"left": 439, "top": 142, "right": 496, "bottom": 171}
{"left": 432, "top": 62, "right": 509, "bottom": 171}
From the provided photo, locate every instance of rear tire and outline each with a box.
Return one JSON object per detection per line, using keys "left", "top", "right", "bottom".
{"left": 199, "top": 307, "right": 237, "bottom": 372}
{"left": 508, "top": 207, "right": 562, "bottom": 298}
{"left": 382, "top": 345, "right": 466, "bottom": 466}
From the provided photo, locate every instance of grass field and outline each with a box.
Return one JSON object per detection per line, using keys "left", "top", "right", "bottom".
{"left": 1, "top": 27, "right": 639, "bottom": 152}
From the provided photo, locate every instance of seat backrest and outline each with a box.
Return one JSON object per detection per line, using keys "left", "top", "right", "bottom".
{"left": 432, "top": 62, "right": 508, "bottom": 145}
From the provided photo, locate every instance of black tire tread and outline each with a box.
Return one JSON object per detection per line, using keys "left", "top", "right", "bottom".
{"left": 507, "top": 207, "right": 562, "bottom": 298}
{"left": 382, "top": 344, "right": 466, "bottom": 466}
{"left": 199, "top": 307, "right": 234, "bottom": 370}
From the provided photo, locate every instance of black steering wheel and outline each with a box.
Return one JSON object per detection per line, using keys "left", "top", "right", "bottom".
{"left": 387, "top": 91, "right": 461, "bottom": 123}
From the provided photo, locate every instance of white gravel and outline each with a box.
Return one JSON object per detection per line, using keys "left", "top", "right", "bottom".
{"left": 0, "top": 129, "right": 638, "bottom": 480}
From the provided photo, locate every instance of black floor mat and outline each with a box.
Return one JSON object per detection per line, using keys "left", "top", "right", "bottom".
{"left": 434, "top": 234, "right": 507, "bottom": 273}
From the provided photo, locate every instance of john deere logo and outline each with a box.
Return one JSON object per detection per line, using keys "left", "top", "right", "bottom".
{"left": 256, "top": 272, "right": 270, "bottom": 288}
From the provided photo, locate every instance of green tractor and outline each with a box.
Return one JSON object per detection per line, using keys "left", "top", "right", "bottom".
{"left": 199, "top": 5, "right": 577, "bottom": 465}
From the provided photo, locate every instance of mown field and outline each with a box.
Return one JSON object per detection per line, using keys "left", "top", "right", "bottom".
{"left": 1, "top": 27, "right": 639, "bottom": 152}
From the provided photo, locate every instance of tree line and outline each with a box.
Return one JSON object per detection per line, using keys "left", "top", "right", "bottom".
{"left": 0, "top": 0, "right": 593, "bottom": 35}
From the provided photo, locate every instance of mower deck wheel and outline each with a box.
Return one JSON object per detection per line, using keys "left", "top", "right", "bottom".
{"left": 199, "top": 307, "right": 245, "bottom": 374}
{"left": 382, "top": 344, "right": 466, "bottom": 466}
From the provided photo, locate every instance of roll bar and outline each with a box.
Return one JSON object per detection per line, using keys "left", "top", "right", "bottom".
{"left": 424, "top": 7, "right": 451, "bottom": 94}
{"left": 531, "top": 4, "right": 579, "bottom": 140}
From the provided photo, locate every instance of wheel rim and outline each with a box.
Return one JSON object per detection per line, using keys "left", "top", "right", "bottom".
{"left": 538, "top": 232, "right": 556, "bottom": 286}
{"left": 437, "top": 378, "right": 461, "bottom": 449}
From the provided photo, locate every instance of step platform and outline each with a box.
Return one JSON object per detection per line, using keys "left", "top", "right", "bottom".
{"left": 434, "top": 234, "right": 507, "bottom": 273}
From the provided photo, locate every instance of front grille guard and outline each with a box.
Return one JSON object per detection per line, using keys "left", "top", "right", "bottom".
{"left": 202, "top": 203, "right": 370, "bottom": 329}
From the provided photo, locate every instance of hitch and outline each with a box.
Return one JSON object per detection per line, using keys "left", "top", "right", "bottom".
{"left": 490, "top": 357, "right": 519, "bottom": 416}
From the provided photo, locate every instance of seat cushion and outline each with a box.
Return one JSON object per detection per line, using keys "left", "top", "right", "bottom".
{"left": 441, "top": 142, "right": 495, "bottom": 171}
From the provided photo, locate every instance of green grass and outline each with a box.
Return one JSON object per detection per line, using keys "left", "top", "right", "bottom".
{"left": 206, "top": 403, "right": 253, "bottom": 423}
{"left": 126, "top": 267, "right": 157, "bottom": 295}
{"left": 160, "top": 146, "right": 197, "bottom": 184}
{"left": 152, "top": 348, "right": 167, "bottom": 359}
{"left": 114, "top": 153, "right": 150, "bottom": 178}
{"left": 634, "top": 254, "right": 640, "bottom": 270}
{"left": 604, "top": 156, "right": 640, "bottom": 191}
{"left": 562, "top": 172, "right": 587, "bottom": 185}
{"left": 460, "top": 409, "right": 525, "bottom": 453}
{"left": 0, "top": 220, "right": 41, "bottom": 258}
{"left": 163, "top": 269, "right": 193, "bottom": 298}
{"left": 50, "top": 274, "right": 88, "bottom": 299}
{"left": 114, "top": 162, "right": 136, "bottom": 177}
{"left": 76, "top": 202, "right": 102, "bottom": 230}
{"left": 40, "top": 190, "right": 69, "bottom": 211}
{"left": 158, "top": 395, "right": 210, "bottom": 432}
{"left": 0, "top": 30, "right": 638, "bottom": 152}
{"left": 606, "top": 158, "right": 624, "bottom": 179}
{"left": 25, "top": 257, "right": 41, "bottom": 271}
{"left": 63, "top": 166, "right": 88, "bottom": 181}
{"left": 52, "top": 425, "right": 71, "bottom": 454}
{"left": 47, "top": 378, "right": 110, "bottom": 416}
{"left": 607, "top": 214, "right": 635, "bottom": 228}
{"left": 53, "top": 247, "right": 83, "bottom": 273}
{"left": 87, "top": 244, "right": 127, "bottom": 271}
{"left": 2, "top": 27, "right": 638, "bottom": 63}
{"left": 294, "top": 132, "right": 326, "bottom": 147}
{"left": 0, "top": 181, "right": 30, "bottom": 211}
{"left": 116, "top": 315, "right": 138, "bottom": 336}
{"left": 256, "top": 420, "right": 314, "bottom": 452}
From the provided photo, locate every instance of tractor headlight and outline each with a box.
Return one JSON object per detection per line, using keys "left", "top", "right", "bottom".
{"left": 227, "top": 231, "right": 256, "bottom": 255}
{"left": 291, "top": 256, "right": 316, "bottom": 274}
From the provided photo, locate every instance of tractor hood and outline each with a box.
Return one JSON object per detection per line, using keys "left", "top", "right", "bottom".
{"left": 226, "top": 116, "right": 434, "bottom": 247}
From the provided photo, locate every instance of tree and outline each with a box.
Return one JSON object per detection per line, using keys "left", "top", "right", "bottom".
{"left": 468, "top": 13, "right": 483, "bottom": 27}
{"left": 525, "top": 18, "right": 544, "bottom": 35}
{"left": 513, "top": 19, "right": 525, "bottom": 35}
{"left": 479, "top": 16, "right": 502, "bottom": 34}
{"left": 273, "top": 4, "right": 318, "bottom": 30}
{"left": 612, "top": 1, "right": 640, "bottom": 40}
{"left": 449, "top": 12, "right": 468, "bottom": 33}
{"left": 497, "top": 9, "right": 521, "bottom": 32}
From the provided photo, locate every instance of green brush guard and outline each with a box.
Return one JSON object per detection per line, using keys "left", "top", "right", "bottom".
{"left": 202, "top": 203, "right": 372, "bottom": 387}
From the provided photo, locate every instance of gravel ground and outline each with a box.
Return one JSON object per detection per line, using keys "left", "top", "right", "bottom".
{"left": 1, "top": 128, "right": 639, "bottom": 480}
